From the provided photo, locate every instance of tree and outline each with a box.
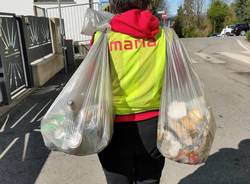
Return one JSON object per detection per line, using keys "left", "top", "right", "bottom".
{"left": 173, "top": 0, "right": 199, "bottom": 38}
{"left": 246, "top": 0, "right": 250, "bottom": 22}
{"left": 207, "top": 0, "right": 230, "bottom": 33}
{"left": 173, "top": 6, "right": 185, "bottom": 37}
{"left": 149, "top": 0, "right": 167, "bottom": 13}
{"left": 194, "top": 0, "right": 205, "bottom": 26}
{"left": 224, "top": 3, "right": 238, "bottom": 26}
{"left": 234, "top": 0, "right": 250, "bottom": 22}
{"left": 183, "top": 0, "right": 195, "bottom": 16}
{"left": 182, "top": 0, "right": 198, "bottom": 37}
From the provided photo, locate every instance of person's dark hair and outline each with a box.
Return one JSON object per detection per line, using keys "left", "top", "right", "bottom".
{"left": 109, "top": 0, "right": 150, "bottom": 14}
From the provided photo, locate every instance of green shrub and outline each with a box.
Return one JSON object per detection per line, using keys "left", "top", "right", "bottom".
{"left": 246, "top": 31, "right": 250, "bottom": 41}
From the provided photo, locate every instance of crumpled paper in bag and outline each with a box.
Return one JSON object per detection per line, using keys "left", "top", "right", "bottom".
{"left": 157, "top": 28, "right": 216, "bottom": 165}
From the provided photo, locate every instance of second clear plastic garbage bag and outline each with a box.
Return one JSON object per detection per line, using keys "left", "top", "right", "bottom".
{"left": 81, "top": 8, "right": 113, "bottom": 36}
{"left": 157, "top": 28, "right": 216, "bottom": 165}
{"left": 41, "top": 30, "right": 113, "bottom": 156}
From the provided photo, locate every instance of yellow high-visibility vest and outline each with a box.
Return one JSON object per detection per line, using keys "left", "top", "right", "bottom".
{"left": 95, "top": 28, "right": 167, "bottom": 115}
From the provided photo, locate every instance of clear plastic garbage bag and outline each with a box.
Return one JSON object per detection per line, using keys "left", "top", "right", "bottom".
{"left": 157, "top": 28, "right": 216, "bottom": 165}
{"left": 41, "top": 29, "right": 113, "bottom": 156}
{"left": 81, "top": 8, "right": 113, "bottom": 36}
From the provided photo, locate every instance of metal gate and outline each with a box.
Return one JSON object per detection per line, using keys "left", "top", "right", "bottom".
{"left": 0, "top": 13, "right": 28, "bottom": 103}
{"left": 46, "top": 3, "right": 101, "bottom": 43}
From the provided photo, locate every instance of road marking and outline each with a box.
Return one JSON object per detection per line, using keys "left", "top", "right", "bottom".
{"left": 33, "top": 129, "right": 41, "bottom": 132}
{"left": 30, "top": 100, "right": 51, "bottom": 123}
{"left": 0, "top": 138, "right": 19, "bottom": 159}
{"left": 195, "top": 52, "right": 226, "bottom": 64}
{"left": 10, "top": 104, "right": 38, "bottom": 128}
{"left": 22, "top": 133, "right": 30, "bottom": 161}
{"left": 191, "top": 60, "right": 199, "bottom": 64}
{"left": 218, "top": 52, "right": 250, "bottom": 65}
{"left": 236, "top": 39, "right": 250, "bottom": 51}
{"left": 241, "top": 51, "right": 250, "bottom": 55}
{"left": 0, "top": 114, "right": 9, "bottom": 133}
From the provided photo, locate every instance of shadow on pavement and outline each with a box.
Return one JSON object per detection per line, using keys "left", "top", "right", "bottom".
{"left": 0, "top": 65, "right": 78, "bottom": 184}
{"left": 179, "top": 139, "right": 250, "bottom": 184}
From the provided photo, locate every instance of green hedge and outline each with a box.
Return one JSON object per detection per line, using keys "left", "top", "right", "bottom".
{"left": 246, "top": 31, "right": 250, "bottom": 41}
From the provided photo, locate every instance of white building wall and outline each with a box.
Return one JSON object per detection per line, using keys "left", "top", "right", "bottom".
{"left": 0, "top": 0, "right": 99, "bottom": 42}
{"left": 45, "top": 0, "right": 100, "bottom": 42}
{"left": 0, "top": 0, "right": 34, "bottom": 15}
{"left": 0, "top": 0, "right": 98, "bottom": 16}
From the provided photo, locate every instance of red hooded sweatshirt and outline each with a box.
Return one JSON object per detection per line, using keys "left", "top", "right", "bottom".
{"left": 90, "top": 9, "right": 159, "bottom": 47}
{"left": 107, "top": 9, "right": 161, "bottom": 123}
{"left": 110, "top": 9, "right": 159, "bottom": 40}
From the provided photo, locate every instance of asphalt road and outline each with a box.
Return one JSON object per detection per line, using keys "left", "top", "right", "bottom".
{"left": 0, "top": 37, "right": 250, "bottom": 184}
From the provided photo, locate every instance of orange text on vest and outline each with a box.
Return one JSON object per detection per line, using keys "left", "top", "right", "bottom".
{"left": 109, "top": 39, "right": 157, "bottom": 51}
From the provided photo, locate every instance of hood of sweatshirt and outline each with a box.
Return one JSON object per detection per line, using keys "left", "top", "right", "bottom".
{"left": 110, "top": 9, "right": 160, "bottom": 40}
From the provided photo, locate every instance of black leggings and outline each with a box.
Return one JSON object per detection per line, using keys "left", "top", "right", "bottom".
{"left": 98, "top": 117, "right": 165, "bottom": 184}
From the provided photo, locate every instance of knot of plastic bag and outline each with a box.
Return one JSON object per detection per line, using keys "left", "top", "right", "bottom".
{"left": 96, "top": 23, "right": 111, "bottom": 33}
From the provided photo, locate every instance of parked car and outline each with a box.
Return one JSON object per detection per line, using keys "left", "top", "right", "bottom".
{"left": 232, "top": 23, "right": 250, "bottom": 36}
{"left": 220, "top": 25, "right": 235, "bottom": 36}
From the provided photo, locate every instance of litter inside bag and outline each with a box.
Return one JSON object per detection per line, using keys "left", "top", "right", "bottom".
{"left": 41, "top": 29, "right": 113, "bottom": 156}
{"left": 157, "top": 28, "right": 216, "bottom": 165}
{"left": 81, "top": 8, "right": 113, "bottom": 36}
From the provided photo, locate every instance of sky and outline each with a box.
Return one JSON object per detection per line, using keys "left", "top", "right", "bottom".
{"left": 168, "top": 0, "right": 183, "bottom": 16}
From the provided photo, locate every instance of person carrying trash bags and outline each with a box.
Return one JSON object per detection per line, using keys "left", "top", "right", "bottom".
{"left": 41, "top": 0, "right": 216, "bottom": 183}
{"left": 93, "top": 0, "right": 216, "bottom": 181}
{"left": 93, "top": 0, "right": 168, "bottom": 183}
